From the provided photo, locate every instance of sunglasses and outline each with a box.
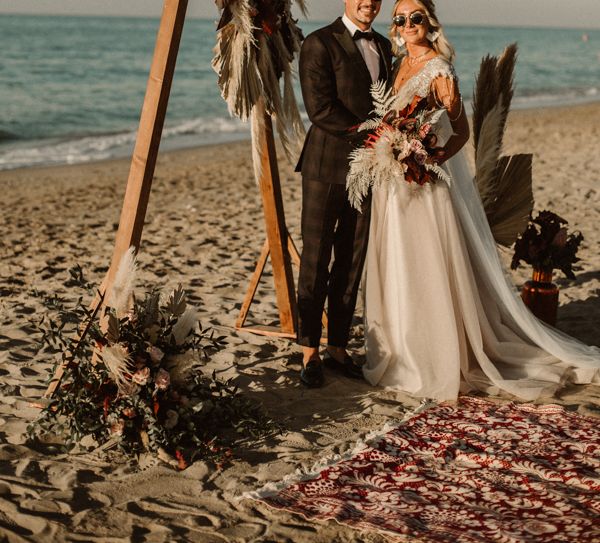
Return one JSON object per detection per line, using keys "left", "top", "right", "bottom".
{"left": 393, "top": 12, "right": 427, "bottom": 27}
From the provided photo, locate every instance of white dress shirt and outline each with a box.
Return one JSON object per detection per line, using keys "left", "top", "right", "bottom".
{"left": 342, "top": 13, "right": 381, "bottom": 82}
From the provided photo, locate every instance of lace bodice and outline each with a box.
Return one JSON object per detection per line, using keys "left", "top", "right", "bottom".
{"left": 393, "top": 56, "right": 457, "bottom": 111}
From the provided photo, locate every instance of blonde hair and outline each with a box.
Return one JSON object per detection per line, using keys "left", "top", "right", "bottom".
{"left": 390, "top": 0, "right": 455, "bottom": 63}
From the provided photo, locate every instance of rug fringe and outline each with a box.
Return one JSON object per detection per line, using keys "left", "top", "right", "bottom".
{"left": 242, "top": 399, "right": 435, "bottom": 501}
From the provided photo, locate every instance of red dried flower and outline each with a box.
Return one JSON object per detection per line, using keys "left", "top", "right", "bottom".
{"left": 175, "top": 449, "right": 188, "bottom": 470}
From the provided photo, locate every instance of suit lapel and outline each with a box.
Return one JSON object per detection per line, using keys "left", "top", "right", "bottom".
{"left": 331, "top": 18, "right": 373, "bottom": 85}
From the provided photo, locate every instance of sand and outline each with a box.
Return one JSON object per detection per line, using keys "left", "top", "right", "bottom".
{"left": 0, "top": 102, "right": 599, "bottom": 542}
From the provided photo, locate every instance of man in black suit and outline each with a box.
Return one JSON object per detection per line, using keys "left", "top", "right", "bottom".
{"left": 296, "top": 0, "right": 393, "bottom": 387}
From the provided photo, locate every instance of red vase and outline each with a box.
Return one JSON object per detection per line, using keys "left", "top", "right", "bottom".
{"left": 521, "top": 269, "right": 559, "bottom": 326}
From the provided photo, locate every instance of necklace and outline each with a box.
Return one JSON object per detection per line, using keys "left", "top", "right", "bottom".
{"left": 394, "top": 52, "right": 435, "bottom": 91}
{"left": 407, "top": 50, "right": 433, "bottom": 66}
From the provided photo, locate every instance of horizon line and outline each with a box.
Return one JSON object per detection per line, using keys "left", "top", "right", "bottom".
{"left": 0, "top": 12, "right": 599, "bottom": 31}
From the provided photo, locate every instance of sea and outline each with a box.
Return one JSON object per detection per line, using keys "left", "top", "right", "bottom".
{"left": 1, "top": 14, "right": 599, "bottom": 171}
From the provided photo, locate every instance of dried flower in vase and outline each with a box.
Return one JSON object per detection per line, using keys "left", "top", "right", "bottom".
{"left": 511, "top": 210, "right": 584, "bottom": 279}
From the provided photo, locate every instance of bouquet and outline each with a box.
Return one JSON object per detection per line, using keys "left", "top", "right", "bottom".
{"left": 511, "top": 210, "right": 584, "bottom": 279}
{"left": 346, "top": 81, "right": 451, "bottom": 210}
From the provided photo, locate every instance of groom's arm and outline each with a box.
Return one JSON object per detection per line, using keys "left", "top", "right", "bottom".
{"left": 299, "top": 33, "right": 363, "bottom": 140}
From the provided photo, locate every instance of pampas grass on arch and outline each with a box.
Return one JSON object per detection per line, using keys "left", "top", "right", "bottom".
{"left": 212, "top": 0, "right": 307, "bottom": 168}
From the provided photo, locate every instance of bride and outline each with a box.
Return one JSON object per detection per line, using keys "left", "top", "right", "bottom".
{"left": 358, "top": 0, "right": 600, "bottom": 401}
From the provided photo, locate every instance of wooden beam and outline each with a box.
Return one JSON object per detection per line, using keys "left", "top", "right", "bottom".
{"left": 103, "top": 0, "right": 188, "bottom": 302}
{"left": 42, "top": 0, "right": 188, "bottom": 399}
{"left": 287, "top": 233, "right": 301, "bottom": 267}
{"left": 236, "top": 239, "right": 270, "bottom": 329}
{"left": 250, "top": 100, "right": 297, "bottom": 335}
{"left": 236, "top": 232, "right": 326, "bottom": 338}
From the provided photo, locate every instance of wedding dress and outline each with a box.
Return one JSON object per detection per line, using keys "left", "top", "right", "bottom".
{"left": 362, "top": 57, "right": 600, "bottom": 401}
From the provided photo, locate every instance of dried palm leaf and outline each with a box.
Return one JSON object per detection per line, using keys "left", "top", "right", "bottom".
{"left": 472, "top": 55, "right": 498, "bottom": 156}
{"left": 250, "top": 101, "right": 267, "bottom": 182}
{"left": 472, "top": 44, "right": 517, "bottom": 157}
{"left": 171, "top": 307, "right": 198, "bottom": 345}
{"left": 282, "top": 62, "right": 305, "bottom": 160}
{"left": 475, "top": 101, "right": 503, "bottom": 209}
{"left": 212, "top": 0, "right": 258, "bottom": 121}
{"left": 472, "top": 43, "right": 532, "bottom": 246}
{"left": 487, "top": 154, "right": 534, "bottom": 247}
{"left": 264, "top": 31, "right": 304, "bottom": 163}
{"left": 495, "top": 43, "right": 518, "bottom": 146}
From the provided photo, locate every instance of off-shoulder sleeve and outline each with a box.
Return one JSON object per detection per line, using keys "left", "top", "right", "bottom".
{"left": 431, "top": 75, "right": 463, "bottom": 121}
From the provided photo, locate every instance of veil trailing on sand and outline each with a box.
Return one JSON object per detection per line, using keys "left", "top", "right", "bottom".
{"left": 446, "top": 151, "right": 600, "bottom": 398}
{"left": 450, "top": 43, "right": 599, "bottom": 395}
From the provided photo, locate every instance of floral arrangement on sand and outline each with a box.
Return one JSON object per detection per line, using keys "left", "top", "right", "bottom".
{"left": 346, "top": 81, "right": 450, "bottom": 210}
{"left": 511, "top": 210, "right": 584, "bottom": 279}
{"left": 29, "top": 249, "right": 278, "bottom": 469}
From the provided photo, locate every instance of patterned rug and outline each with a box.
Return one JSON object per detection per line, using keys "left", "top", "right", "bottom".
{"left": 257, "top": 397, "right": 600, "bottom": 542}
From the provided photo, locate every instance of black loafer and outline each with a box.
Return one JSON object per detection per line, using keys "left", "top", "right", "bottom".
{"left": 323, "top": 352, "right": 364, "bottom": 379}
{"left": 300, "top": 360, "right": 325, "bottom": 388}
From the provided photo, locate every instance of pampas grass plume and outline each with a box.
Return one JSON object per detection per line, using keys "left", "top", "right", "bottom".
{"left": 102, "top": 343, "right": 133, "bottom": 392}
{"left": 109, "top": 246, "right": 137, "bottom": 318}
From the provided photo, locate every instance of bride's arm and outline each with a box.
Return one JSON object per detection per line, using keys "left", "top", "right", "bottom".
{"left": 429, "top": 76, "right": 470, "bottom": 164}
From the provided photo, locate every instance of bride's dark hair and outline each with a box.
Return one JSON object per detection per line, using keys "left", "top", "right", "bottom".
{"left": 390, "top": 0, "right": 456, "bottom": 62}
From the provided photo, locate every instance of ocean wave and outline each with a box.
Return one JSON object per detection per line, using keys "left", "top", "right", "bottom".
{"left": 0, "top": 89, "right": 597, "bottom": 171}
{"left": 0, "top": 116, "right": 251, "bottom": 171}
{"left": 510, "top": 86, "right": 599, "bottom": 109}
{"left": 163, "top": 117, "right": 247, "bottom": 137}
{"left": 0, "top": 130, "right": 20, "bottom": 142}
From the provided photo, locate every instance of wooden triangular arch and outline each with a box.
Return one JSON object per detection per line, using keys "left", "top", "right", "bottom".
{"left": 45, "top": 0, "right": 306, "bottom": 397}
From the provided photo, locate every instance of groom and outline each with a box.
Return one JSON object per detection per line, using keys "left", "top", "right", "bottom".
{"left": 296, "top": 0, "right": 392, "bottom": 387}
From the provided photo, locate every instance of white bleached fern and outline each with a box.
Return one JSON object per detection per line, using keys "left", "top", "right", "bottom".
{"left": 347, "top": 147, "right": 377, "bottom": 210}
{"left": 359, "top": 80, "right": 396, "bottom": 132}
{"left": 425, "top": 163, "right": 451, "bottom": 186}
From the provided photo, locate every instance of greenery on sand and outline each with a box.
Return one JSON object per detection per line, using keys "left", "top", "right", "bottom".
{"left": 28, "top": 255, "right": 279, "bottom": 469}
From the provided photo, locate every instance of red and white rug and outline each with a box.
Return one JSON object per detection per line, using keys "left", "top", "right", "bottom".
{"left": 256, "top": 397, "right": 600, "bottom": 542}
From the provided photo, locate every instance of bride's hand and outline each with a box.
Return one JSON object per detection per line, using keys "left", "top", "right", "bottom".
{"left": 427, "top": 148, "right": 446, "bottom": 165}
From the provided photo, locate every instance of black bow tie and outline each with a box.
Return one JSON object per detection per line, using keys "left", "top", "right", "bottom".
{"left": 353, "top": 30, "right": 374, "bottom": 41}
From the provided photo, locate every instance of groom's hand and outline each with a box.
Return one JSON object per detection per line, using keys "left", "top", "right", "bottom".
{"left": 347, "top": 124, "right": 378, "bottom": 147}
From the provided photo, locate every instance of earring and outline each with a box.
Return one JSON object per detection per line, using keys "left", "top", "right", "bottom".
{"left": 394, "top": 35, "right": 406, "bottom": 47}
{"left": 426, "top": 31, "right": 440, "bottom": 42}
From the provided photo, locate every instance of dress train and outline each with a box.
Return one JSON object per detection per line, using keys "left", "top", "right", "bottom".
{"left": 363, "top": 151, "right": 600, "bottom": 401}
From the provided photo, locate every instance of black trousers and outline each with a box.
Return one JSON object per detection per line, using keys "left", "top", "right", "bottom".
{"left": 297, "top": 179, "right": 371, "bottom": 348}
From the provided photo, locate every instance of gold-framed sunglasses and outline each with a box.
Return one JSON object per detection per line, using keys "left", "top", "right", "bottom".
{"left": 393, "top": 12, "right": 427, "bottom": 27}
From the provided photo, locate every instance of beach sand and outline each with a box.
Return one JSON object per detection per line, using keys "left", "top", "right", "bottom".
{"left": 1, "top": 102, "right": 599, "bottom": 542}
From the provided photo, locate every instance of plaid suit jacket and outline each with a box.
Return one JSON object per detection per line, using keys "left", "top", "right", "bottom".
{"left": 295, "top": 17, "right": 393, "bottom": 185}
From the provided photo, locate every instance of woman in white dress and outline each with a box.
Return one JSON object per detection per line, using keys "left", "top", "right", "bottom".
{"left": 360, "top": 0, "right": 600, "bottom": 401}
